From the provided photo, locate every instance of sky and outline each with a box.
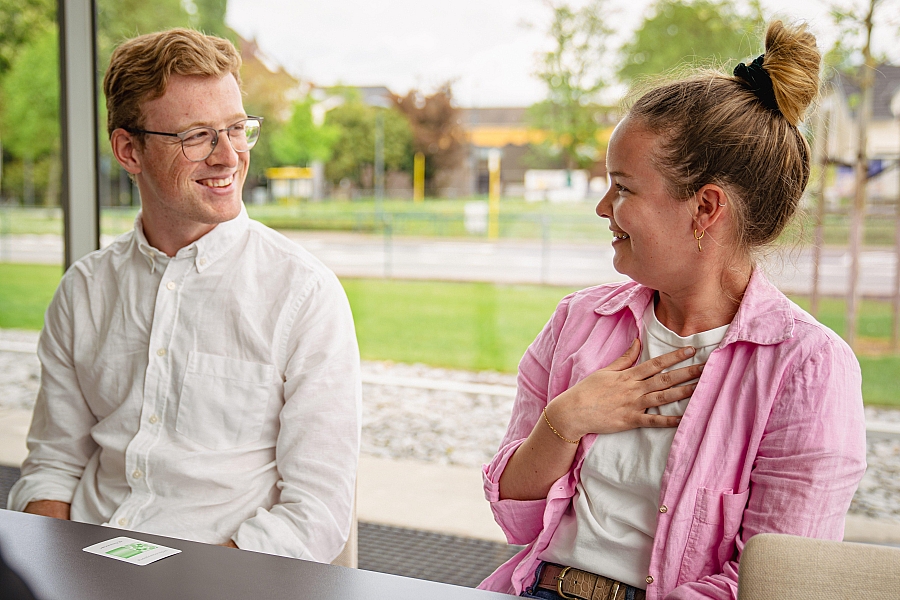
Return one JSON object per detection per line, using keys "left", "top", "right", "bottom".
{"left": 226, "top": 0, "right": 900, "bottom": 108}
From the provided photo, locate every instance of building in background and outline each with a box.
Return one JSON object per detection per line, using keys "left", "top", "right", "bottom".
{"left": 820, "top": 64, "right": 900, "bottom": 211}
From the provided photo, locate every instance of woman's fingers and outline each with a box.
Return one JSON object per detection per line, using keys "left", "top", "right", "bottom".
{"left": 644, "top": 383, "right": 696, "bottom": 408}
{"left": 637, "top": 413, "right": 682, "bottom": 428}
{"left": 630, "top": 345, "right": 695, "bottom": 380}
{"left": 643, "top": 363, "right": 704, "bottom": 393}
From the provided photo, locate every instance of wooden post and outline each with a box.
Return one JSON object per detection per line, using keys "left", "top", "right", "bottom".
{"left": 811, "top": 109, "right": 830, "bottom": 318}
{"left": 845, "top": 0, "right": 877, "bottom": 349}
{"left": 892, "top": 101, "right": 900, "bottom": 351}
{"left": 893, "top": 190, "right": 900, "bottom": 351}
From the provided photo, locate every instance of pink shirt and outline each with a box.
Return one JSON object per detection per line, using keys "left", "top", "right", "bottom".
{"left": 478, "top": 271, "right": 866, "bottom": 599}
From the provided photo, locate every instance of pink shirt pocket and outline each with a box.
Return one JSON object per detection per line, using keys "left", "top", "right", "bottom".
{"left": 677, "top": 487, "right": 750, "bottom": 585}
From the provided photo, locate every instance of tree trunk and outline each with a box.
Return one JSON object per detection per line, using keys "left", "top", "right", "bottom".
{"left": 845, "top": 0, "right": 877, "bottom": 349}
{"left": 810, "top": 108, "right": 830, "bottom": 318}
{"left": 44, "top": 152, "right": 61, "bottom": 207}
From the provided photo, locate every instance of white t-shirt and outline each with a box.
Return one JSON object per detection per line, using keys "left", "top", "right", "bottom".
{"left": 540, "top": 298, "right": 730, "bottom": 588}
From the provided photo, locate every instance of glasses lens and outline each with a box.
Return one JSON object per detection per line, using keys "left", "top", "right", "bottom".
{"left": 228, "top": 119, "right": 261, "bottom": 152}
{"left": 181, "top": 127, "right": 217, "bottom": 162}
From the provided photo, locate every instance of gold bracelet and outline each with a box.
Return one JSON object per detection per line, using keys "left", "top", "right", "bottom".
{"left": 542, "top": 407, "right": 579, "bottom": 444}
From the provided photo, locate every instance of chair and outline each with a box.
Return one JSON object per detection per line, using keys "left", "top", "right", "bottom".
{"left": 737, "top": 533, "right": 900, "bottom": 600}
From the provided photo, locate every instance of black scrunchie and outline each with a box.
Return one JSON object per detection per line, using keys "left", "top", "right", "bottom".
{"left": 733, "top": 54, "right": 779, "bottom": 112}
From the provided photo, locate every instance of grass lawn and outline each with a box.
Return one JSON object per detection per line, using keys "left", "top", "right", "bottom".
{"left": 0, "top": 263, "right": 62, "bottom": 329}
{"left": 2, "top": 262, "right": 898, "bottom": 406}
{"left": 342, "top": 278, "right": 577, "bottom": 372}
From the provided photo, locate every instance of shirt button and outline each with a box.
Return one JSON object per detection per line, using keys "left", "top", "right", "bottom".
{"left": 148, "top": 415, "right": 159, "bottom": 424}
{"left": 157, "top": 348, "right": 167, "bottom": 357}
{"left": 166, "top": 281, "right": 176, "bottom": 290}
{"left": 646, "top": 576, "right": 654, "bottom": 585}
{"left": 199, "top": 257, "right": 208, "bottom": 266}
{"left": 118, "top": 518, "right": 128, "bottom": 526}
{"left": 659, "top": 505, "right": 668, "bottom": 513}
{"left": 132, "top": 470, "right": 143, "bottom": 479}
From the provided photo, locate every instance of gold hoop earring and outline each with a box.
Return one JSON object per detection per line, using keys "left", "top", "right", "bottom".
{"left": 693, "top": 229, "right": 705, "bottom": 252}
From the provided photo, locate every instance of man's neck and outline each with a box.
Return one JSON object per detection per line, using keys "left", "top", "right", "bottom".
{"left": 140, "top": 213, "right": 218, "bottom": 257}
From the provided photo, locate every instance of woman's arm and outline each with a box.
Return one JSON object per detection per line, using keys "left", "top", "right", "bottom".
{"left": 666, "top": 337, "right": 867, "bottom": 600}
{"left": 499, "top": 340, "right": 704, "bottom": 501}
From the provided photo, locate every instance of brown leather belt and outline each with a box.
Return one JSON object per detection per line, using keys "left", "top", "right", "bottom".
{"left": 536, "top": 563, "right": 646, "bottom": 600}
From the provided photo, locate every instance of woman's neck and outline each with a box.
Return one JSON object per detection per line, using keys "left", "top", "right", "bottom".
{"left": 654, "top": 263, "right": 752, "bottom": 337}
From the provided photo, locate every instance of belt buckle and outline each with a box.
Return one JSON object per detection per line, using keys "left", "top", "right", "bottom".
{"left": 556, "top": 566, "right": 579, "bottom": 600}
{"left": 556, "top": 566, "right": 622, "bottom": 600}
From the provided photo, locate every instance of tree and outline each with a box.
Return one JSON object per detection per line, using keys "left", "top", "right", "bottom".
{"left": 270, "top": 98, "right": 339, "bottom": 166}
{"left": 392, "top": 84, "right": 465, "bottom": 187}
{"left": 529, "top": 0, "right": 615, "bottom": 170}
{"left": 0, "top": 28, "right": 60, "bottom": 204}
{"left": 828, "top": 0, "right": 891, "bottom": 349}
{"left": 96, "top": 0, "right": 192, "bottom": 65}
{"left": 238, "top": 38, "right": 306, "bottom": 183}
{"left": 324, "top": 94, "right": 413, "bottom": 188}
{"left": 619, "top": 0, "right": 765, "bottom": 83}
{"left": 0, "top": 29, "right": 59, "bottom": 161}
{"left": 0, "top": 0, "right": 54, "bottom": 77}
{"left": 188, "top": 0, "right": 233, "bottom": 40}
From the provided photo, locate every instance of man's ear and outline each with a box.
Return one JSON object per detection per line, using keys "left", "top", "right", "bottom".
{"left": 110, "top": 129, "right": 143, "bottom": 175}
{"left": 692, "top": 184, "right": 729, "bottom": 231}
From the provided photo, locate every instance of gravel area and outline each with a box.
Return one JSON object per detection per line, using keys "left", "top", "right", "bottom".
{"left": 2, "top": 328, "right": 898, "bottom": 522}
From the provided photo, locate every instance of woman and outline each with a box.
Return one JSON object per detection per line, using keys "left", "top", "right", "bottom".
{"left": 478, "top": 21, "right": 866, "bottom": 600}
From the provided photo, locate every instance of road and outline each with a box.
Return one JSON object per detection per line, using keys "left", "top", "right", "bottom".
{"left": 2, "top": 230, "right": 898, "bottom": 297}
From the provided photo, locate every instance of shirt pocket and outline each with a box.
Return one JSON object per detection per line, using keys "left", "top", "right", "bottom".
{"left": 676, "top": 486, "right": 750, "bottom": 585}
{"left": 176, "top": 351, "right": 276, "bottom": 450}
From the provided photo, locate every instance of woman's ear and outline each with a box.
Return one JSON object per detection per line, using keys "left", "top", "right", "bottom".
{"left": 110, "top": 129, "right": 143, "bottom": 175}
{"left": 693, "top": 184, "right": 729, "bottom": 230}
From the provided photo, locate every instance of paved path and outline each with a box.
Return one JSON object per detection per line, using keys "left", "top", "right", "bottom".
{"left": 2, "top": 231, "right": 898, "bottom": 297}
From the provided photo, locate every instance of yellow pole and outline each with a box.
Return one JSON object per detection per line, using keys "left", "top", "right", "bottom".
{"left": 413, "top": 152, "right": 425, "bottom": 203}
{"left": 488, "top": 150, "right": 501, "bottom": 239}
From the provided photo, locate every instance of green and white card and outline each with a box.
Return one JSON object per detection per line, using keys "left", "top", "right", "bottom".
{"left": 83, "top": 536, "right": 181, "bottom": 566}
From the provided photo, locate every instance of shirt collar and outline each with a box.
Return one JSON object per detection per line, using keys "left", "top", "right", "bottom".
{"left": 720, "top": 268, "right": 794, "bottom": 347}
{"left": 133, "top": 213, "right": 169, "bottom": 274}
{"left": 593, "top": 269, "right": 793, "bottom": 347}
{"left": 133, "top": 204, "right": 249, "bottom": 274}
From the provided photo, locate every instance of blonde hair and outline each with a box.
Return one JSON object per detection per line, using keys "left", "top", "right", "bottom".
{"left": 103, "top": 28, "right": 242, "bottom": 139}
{"left": 627, "top": 21, "right": 820, "bottom": 256}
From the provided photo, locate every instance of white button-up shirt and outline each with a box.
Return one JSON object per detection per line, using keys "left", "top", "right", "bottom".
{"left": 9, "top": 207, "right": 361, "bottom": 562}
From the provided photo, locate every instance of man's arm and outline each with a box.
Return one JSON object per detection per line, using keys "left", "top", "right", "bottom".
{"left": 8, "top": 275, "right": 99, "bottom": 513}
{"left": 23, "top": 500, "right": 70, "bottom": 520}
{"left": 231, "top": 270, "right": 361, "bottom": 562}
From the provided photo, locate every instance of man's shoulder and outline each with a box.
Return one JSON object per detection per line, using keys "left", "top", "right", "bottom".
{"left": 243, "top": 219, "right": 336, "bottom": 281}
{"left": 63, "top": 231, "right": 137, "bottom": 281}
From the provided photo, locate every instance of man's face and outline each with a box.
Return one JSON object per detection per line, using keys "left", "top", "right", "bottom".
{"left": 132, "top": 74, "right": 249, "bottom": 235}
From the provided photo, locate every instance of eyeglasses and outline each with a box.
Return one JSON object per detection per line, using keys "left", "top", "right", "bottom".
{"left": 125, "top": 116, "right": 264, "bottom": 162}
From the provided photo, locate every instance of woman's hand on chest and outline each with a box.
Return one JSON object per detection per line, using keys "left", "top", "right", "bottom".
{"left": 546, "top": 339, "right": 702, "bottom": 440}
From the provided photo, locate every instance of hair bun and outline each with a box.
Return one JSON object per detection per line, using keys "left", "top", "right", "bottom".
{"left": 761, "top": 20, "right": 821, "bottom": 126}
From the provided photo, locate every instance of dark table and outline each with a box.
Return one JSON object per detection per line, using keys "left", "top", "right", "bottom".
{"left": 0, "top": 509, "right": 514, "bottom": 599}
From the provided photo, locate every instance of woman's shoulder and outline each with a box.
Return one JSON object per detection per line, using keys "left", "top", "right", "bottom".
{"left": 784, "top": 299, "right": 857, "bottom": 362}
{"left": 556, "top": 280, "right": 647, "bottom": 316}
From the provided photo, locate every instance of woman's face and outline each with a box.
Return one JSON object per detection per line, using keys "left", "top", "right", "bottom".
{"left": 596, "top": 117, "right": 699, "bottom": 292}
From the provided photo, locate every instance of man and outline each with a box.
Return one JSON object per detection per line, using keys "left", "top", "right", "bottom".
{"left": 8, "top": 29, "right": 361, "bottom": 563}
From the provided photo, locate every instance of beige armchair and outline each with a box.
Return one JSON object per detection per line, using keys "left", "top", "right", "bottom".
{"left": 737, "top": 533, "right": 900, "bottom": 600}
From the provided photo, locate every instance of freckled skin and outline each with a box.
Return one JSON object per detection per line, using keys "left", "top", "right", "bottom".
{"left": 128, "top": 74, "right": 250, "bottom": 255}
{"left": 595, "top": 117, "right": 699, "bottom": 295}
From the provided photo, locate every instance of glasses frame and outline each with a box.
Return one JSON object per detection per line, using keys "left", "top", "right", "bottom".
{"left": 124, "top": 116, "right": 264, "bottom": 162}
